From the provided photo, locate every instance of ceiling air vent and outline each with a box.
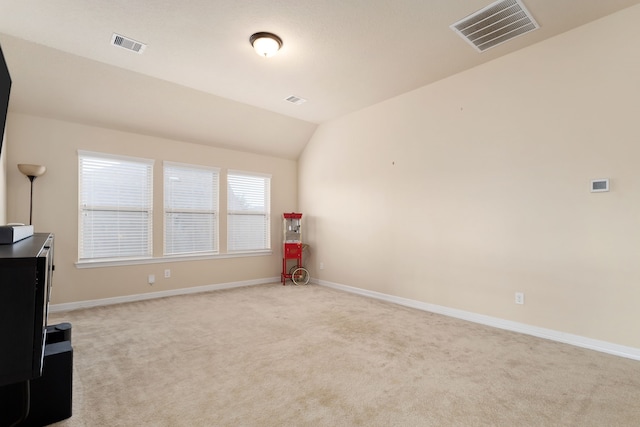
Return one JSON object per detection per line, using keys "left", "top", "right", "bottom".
{"left": 450, "top": 0, "right": 539, "bottom": 53}
{"left": 284, "top": 95, "right": 307, "bottom": 105}
{"left": 111, "top": 33, "right": 147, "bottom": 54}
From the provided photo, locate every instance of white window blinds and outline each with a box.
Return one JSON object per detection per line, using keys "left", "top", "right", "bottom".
{"left": 79, "top": 151, "right": 153, "bottom": 261}
{"left": 164, "top": 162, "right": 219, "bottom": 255}
{"left": 227, "top": 171, "right": 271, "bottom": 252}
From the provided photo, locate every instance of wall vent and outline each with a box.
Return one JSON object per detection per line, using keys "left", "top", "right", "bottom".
{"left": 284, "top": 95, "right": 307, "bottom": 105}
{"left": 591, "top": 179, "right": 609, "bottom": 193}
{"left": 111, "top": 33, "right": 147, "bottom": 54}
{"left": 450, "top": 0, "right": 539, "bottom": 52}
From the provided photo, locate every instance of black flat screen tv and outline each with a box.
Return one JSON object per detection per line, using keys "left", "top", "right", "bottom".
{"left": 0, "top": 44, "right": 12, "bottom": 157}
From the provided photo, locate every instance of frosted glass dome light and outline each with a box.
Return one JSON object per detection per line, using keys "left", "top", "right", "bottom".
{"left": 250, "top": 32, "right": 283, "bottom": 57}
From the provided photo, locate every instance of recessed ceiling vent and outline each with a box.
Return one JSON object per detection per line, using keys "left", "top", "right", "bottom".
{"left": 450, "top": 0, "right": 539, "bottom": 52}
{"left": 111, "top": 33, "right": 147, "bottom": 54}
{"left": 284, "top": 95, "right": 307, "bottom": 105}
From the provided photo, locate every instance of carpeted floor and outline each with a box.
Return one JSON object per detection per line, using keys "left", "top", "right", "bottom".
{"left": 48, "top": 283, "right": 640, "bottom": 426}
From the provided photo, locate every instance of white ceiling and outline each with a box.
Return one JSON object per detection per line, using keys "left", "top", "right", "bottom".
{"left": 1, "top": 0, "right": 639, "bottom": 159}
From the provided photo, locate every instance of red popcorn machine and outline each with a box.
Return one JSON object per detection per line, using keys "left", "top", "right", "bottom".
{"left": 281, "top": 212, "right": 309, "bottom": 285}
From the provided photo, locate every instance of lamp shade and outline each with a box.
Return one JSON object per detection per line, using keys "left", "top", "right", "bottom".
{"left": 18, "top": 164, "right": 46, "bottom": 177}
{"left": 250, "top": 32, "right": 282, "bottom": 57}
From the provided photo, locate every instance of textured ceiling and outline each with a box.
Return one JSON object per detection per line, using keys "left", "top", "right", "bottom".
{"left": 1, "top": 0, "right": 639, "bottom": 159}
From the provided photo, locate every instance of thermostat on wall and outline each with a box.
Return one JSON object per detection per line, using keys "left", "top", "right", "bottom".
{"left": 591, "top": 179, "right": 609, "bottom": 193}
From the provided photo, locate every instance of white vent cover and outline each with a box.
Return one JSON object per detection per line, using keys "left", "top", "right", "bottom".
{"left": 450, "top": 0, "right": 539, "bottom": 52}
{"left": 111, "top": 33, "right": 147, "bottom": 54}
{"left": 284, "top": 95, "right": 307, "bottom": 105}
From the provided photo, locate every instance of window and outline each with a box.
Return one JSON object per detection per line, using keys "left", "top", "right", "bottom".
{"left": 78, "top": 151, "right": 153, "bottom": 261}
{"left": 164, "top": 162, "right": 219, "bottom": 255}
{"left": 227, "top": 171, "right": 271, "bottom": 252}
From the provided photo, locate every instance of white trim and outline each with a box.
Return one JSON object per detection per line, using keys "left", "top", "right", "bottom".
{"left": 227, "top": 169, "right": 272, "bottom": 179}
{"left": 163, "top": 160, "right": 220, "bottom": 173}
{"left": 314, "top": 278, "right": 640, "bottom": 361}
{"left": 75, "top": 250, "right": 272, "bottom": 268}
{"left": 163, "top": 161, "right": 220, "bottom": 255}
{"left": 77, "top": 149, "right": 155, "bottom": 165}
{"left": 78, "top": 151, "right": 154, "bottom": 260}
{"left": 49, "top": 277, "right": 279, "bottom": 313}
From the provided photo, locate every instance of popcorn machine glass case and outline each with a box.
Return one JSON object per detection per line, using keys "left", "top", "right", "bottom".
{"left": 284, "top": 213, "right": 302, "bottom": 244}
{"left": 281, "top": 213, "right": 309, "bottom": 285}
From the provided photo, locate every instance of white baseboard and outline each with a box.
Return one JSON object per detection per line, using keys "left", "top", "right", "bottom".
{"left": 50, "top": 276, "right": 640, "bottom": 361}
{"left": 315, "top": 278, "right": 640, "bottom": 361}
{"left": 49, "top": 277, "right": 280, "bottom": 313}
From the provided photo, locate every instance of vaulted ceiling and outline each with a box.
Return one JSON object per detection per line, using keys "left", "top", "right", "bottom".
{"left": 1, "top": 0, "right": 638, "bottom": 159}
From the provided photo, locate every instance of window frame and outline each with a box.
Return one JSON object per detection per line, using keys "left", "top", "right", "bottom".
{"left": 77, "top": 150, "right": 154, "bottom": 263}
{"left": 226, "top": 170, "right": 272, "bottom": 253}
{"left": 163, "top": 161, "right": 220, "bottom": 256}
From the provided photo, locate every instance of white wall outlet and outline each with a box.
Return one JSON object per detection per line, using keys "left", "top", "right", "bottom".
{"left": 319, "top": 262, "right": 324, "bottom": 270}
{"left": 148, "top": 274, "right": 155, "bottom": 285}
{"left": 515, "top": 292, "right": 525, "bottom": 305}
{"left": 164, "top": 269, "right": 171, "bottom": 278}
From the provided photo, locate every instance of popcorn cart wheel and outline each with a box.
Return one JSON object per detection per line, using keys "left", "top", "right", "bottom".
{"left": 288, "top": 248, "right": 310, "bottom": 285}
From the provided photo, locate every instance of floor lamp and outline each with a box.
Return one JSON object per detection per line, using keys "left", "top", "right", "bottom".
{"left": 17, "top": 163, "right": 46, "bottom": 225}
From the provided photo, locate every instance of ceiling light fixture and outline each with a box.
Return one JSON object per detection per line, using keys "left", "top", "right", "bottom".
{"left": 250, "top": 32, "right": 283, "bottom": 58}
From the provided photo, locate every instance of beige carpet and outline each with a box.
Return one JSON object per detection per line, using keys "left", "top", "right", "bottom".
{"left": 48, "top": 283, "right": 640, "bottom": 426}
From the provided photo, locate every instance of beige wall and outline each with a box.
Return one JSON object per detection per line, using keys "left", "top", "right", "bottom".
{"left": 299, "top": 6, "right": 640, "bottom": 348}
{"left": 6, "top": 113, "right": 297, "bottom": 304}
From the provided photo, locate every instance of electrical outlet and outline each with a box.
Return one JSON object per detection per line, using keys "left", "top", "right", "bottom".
{"left": 515, "top": 292, "right": 525, "bottom": 305}
{"left": 164, "top": 269, "right": 171, "bottom": 278}
{"left": 319, "top": 262, "right": 324, "bottom": 270}
{"left": 148, "top": 274, "right": 155, "bottom": 285}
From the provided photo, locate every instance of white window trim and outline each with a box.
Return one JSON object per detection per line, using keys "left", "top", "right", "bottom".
{"left": 75, "top": 250, "right": 272, "bottom": 269}
{"left": 163, "top": 161, "right": 220, "bottom": 256}
{"left": 227, "top": 169, "right": 272, "bottom": 253}
{"left": 78, "top": 150, "right": 154, "bottom": 262}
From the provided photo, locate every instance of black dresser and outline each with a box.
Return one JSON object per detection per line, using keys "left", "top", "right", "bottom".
{"left": 0, "top": 233, "right": 54, "bottom": 387}
{"left": 0, "top": 233, "right": 73, "bottom": 426}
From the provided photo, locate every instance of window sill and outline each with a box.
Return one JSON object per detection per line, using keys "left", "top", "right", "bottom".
{"left": 75, "top": 250, "right": 273, "bottom": 269}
